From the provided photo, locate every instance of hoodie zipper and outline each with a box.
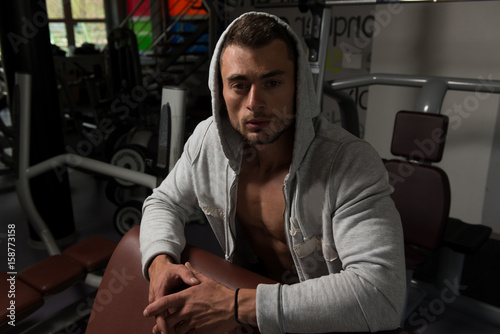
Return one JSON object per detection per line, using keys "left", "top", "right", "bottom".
{"left": 225, "top": 170, "right": 238, "bottom": 262}
{"left": 283, "top": 178, "right": 305, "bottom": 282}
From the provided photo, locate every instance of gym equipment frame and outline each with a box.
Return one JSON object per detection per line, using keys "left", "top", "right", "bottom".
{"left": 325, "top": 72, "right": 500, "bottom": 328}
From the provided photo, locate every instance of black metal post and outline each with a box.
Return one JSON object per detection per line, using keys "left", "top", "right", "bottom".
{"left": 0, "top": 0, "right": 77, "bottom": 246}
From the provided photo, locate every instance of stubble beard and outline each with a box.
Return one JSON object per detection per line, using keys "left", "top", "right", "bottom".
{"left": 239, "top": 112, "right": 295, "bottom": 146}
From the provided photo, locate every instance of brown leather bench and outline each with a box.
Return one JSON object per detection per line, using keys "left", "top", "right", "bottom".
{"left": 86, "top": 226, "right": 413, "bottom": 334}
{"left": 0, "top": 235, "right": 117, "bottom": 331}
{"left": 0, "top": 271, "right": 44, "bottom": 332}
{"left": 62, "top": 235, "right": 118, "bottom": 271}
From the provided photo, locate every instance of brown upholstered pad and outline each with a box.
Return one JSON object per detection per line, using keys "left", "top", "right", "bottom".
{"left": 86, "top": 227, "right": 414, "bottom": 334}
{"left": 0, "top": 271, "right": 44, "bottom": 329}
{"left": 18, "top": 255, "right": 85, "bottom": 295}
{"left": 63, "top": 236, "right": 117, "bottom": 271}
{"left": 391, "top": 111, "right": 448, "bottom": 163}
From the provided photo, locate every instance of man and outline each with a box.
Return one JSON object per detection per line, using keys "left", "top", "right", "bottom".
{"left": 140, "top": 12, "right": 406, "bottom": 334}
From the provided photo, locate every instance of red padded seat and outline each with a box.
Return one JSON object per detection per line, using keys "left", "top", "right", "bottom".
{"left": 385, "top": 111, "right": 451, "bottom": 272}
{"left": 18, "top": 255, "right": 85, "bottom": 296}
{"left": 63, "top": 236, "right": 117, "bottom": 271}
{"left": 0, "top": 271, "right": 43, "bottom": 330}
{"left": 385, "top": 160, "right": 450, "bottom": 254}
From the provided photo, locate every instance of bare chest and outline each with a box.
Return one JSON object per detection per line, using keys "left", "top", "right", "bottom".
{"left": 236, "top": 167, "right": 294, "bottom": 280}
{"left": 236, "top": 172, "right": 287, "bottom": 241}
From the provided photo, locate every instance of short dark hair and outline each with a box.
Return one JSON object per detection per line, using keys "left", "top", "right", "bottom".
{"left": 220, "top": 13, "right": 298, "bottom": 65}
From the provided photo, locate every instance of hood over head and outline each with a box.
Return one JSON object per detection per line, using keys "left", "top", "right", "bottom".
{"left": 208, "top": 11, "right": 320, "bottom": 174}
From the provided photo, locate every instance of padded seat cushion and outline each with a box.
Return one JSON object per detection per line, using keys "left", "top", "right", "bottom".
{"left": 18, "top": 255, "right": 85, "bottom": 295}
{"left": 63, "top": 236, "right": 117, "bottom": 271}
{"left": 0, "top": 271, "right": 43, "bottom": 329}
{"left": 385, "top": 159, "right": 450, "bottom": 251}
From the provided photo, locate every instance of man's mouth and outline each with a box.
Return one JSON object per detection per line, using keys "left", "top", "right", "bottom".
{"left": 246, "top": 118, "right": 271, "bottom": 131}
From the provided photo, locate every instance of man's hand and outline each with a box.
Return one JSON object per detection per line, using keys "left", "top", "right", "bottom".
{"left": 148, "top": 255, "right": 201, "bottom": 333}
{"left": 144, "top": 262, "right": 243, "bottom": 334}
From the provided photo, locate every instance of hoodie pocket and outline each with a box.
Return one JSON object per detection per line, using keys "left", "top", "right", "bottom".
{"left": 198, "top": 202, "right": 227, "bottom": 255}
{"left": 292, "top": 236, "right": 338, "bottom": 262}
{"left": 199, "top": 202, "right": 225, "bottom": 220}
{"left": 292, "top": 236, "right": 342, "bottom": 276}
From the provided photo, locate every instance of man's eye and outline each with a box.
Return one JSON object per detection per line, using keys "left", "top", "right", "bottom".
{"left": 266, "top": 81, "right": 280, "bottom": 87}
{"left": 232, "top": 83, "right": 247, "bottom": 90}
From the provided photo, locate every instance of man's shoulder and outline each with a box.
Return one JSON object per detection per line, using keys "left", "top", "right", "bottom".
{"left": 186, "top": 116, "right": 218, "bottom": 145}
{"left": 307, "top": 116, "right": 381, "bottom": 165}
{"left": 182, "top": 116, "right": 220, "bottom": 157}
{"left": 190, "top": 116, "right": 217, "bottom": 136}
{"left": 313, "top": 115, "right": 365, "bottom": 148}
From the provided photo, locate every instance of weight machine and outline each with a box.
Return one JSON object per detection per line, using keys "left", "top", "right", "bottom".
{"left": 0, "top": 72, "right": 186, "bottom": 332}
{"left": 13, "top": 73, "right": 186, "bottom": 251}
{"left": 324, "top": 73, "right": 500, "bottom": 328}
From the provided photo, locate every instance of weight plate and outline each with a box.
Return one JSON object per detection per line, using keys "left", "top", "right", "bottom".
{"left": 113, "top": 201, "right": 142, "bottom": 235}
{"left": 110, "top": 145, "right": 146, "bottom": 186}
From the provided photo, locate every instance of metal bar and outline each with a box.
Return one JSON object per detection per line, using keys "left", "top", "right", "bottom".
{"left": 312, "top": 7, "right": 332, "bottom": 106}
{"left": 322, "top": 87, "right": 360, "bottom": 136}
{"left": 119, "top": 0, "right": 148, "bottom": 28}
{"left": 326, "top": 73, "right": 500, "bottom": 93}
{"left": 415, "top": 79, "right": 448, "bottom": 113}
{"left": 157, "top": 103, "right": 171, "bottom": 170}
{"left": 63, "top": 0, "right": 76, "bottom": 47}
{"left": 26, "top": 154, "right": 157, "bottom": 190}
{"left": 255, "top": 0, "right": 492, "bottom": 9}
{"left": 322, "top": 0, "right": 490, "bottom": 5}
{"left": 324, "top": 73, "right": 500, "bottom": 133}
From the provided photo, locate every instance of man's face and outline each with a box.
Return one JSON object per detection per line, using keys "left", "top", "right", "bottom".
{"left": 220, "top": 39, "right": 296, "bottom": 146}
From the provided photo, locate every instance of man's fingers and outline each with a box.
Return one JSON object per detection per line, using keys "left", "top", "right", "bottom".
{"left": 185, "top": 262, "right": 209, "bottom": 283}
{"left": 178, "top": 262, "right": 201, "bottom": 286}
{"left": 173, "top": 319, "right": 194, "bottom": 334}
{"left": 148, "top": 290, "right": 153, "bottom": 304}
{"left": 155, "top": 315, "right": 168, "bottom": 334}
{"left": 144, "top": 293, "right": 184, "bottom": 318}
{"left": 148, "top": 287, "right": 156, "bottom": 304}
{"left": 165, "top": 310, "right": 187, "bottom": 332}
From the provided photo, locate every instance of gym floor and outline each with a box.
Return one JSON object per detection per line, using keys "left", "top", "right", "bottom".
{"left": 1, "top": 170, "right": 499, "bottom": 334}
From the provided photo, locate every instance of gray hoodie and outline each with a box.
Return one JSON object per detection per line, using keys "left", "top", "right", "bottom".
{"left": 140, "top": 11, "right": 406, "bottom": 334}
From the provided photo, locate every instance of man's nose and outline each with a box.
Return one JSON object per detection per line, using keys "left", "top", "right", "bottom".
{"left": 246, "top": 85, "right": 265, "bottom": 112}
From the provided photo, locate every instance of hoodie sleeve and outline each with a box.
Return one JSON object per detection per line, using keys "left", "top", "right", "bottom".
{"left": 139, "top": 120, "right": 211, "bottom": 280}
{"left": 256, "top": 140, "right": 406, "bottom": 333}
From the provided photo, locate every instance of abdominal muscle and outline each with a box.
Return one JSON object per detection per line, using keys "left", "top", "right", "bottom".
{"left": 236, "top": 169, "right": 295, "bottom": 282}
{"left": 241, "top": 221, "right": 295, "bottom": 282}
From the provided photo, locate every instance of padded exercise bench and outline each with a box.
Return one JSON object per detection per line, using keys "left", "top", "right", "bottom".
{"left": 0, "top": 235, "right": 117, "bottom": 331}
{"left": 86, "top": 226, "right": 414, "bottom": 334}
{"left": 0, "top": 272, "right": 43, "bottom": 332}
